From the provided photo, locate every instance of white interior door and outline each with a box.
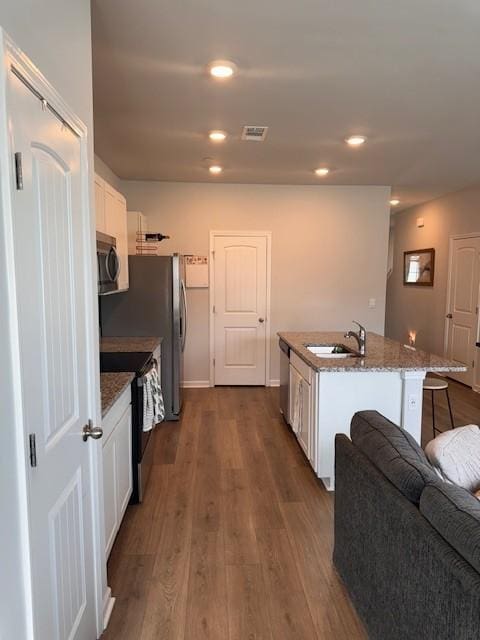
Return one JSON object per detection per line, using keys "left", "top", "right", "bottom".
{"left": 9, "top": 69, "right": 97, "bottom": 639}
{"left": 213, "top": 234, "right": 269, "bottom": 385}
{"left": 446, "top": 235, "right": 480, "bottom": 386}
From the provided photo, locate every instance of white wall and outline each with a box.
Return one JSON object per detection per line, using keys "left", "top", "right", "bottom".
{"left": 122, "top": 181, "right": 391, "bottom": 384}
{"left": 95, "top": 153, "right": 123, "bottom": 193}
{"left": 386, "top": 184, "right": 480, "bottom": 355}
{"left": 0, "top": 4, "right": 94, "bottom": 638}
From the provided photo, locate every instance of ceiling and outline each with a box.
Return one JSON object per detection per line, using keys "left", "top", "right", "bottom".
{"left": 92, "top": 0, "right": 480, "bottom": 210}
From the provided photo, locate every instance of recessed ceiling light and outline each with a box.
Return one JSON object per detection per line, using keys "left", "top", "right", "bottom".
{"left": 208, "top": 60, "right": 237, "bottom": 79}
{"left": 390, "top": 198, "right": 400, "bottom": 206}
{"left": 209, "top": 165, "right": 223, "bottom": 174}
{"left": 209, "top": 130, "right": 227, "bottom": 142}
{"left": 345, "top": 135, "right": 367, "bottom": 146}
{"left": 315, "top": 167, "right": 330, "bottom": 177}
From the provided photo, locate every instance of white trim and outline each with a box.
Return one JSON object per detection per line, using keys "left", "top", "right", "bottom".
{"left": 209, "top": 230, "right": 272, "bottom": 388}
{"left": 102, "top": 587, "right": 116, "bottom": 630}
{"left": 0, "top": 29, "right": 35, "bottom": 639}
{"left": 0, "top": 29, "right": 106, "bottom": 638}
{"left": 269, "top": 379, "right": 280, "bottom": 387}
{"left": 444, "top": 232, "right": 480, "bottom": 392}
{"left": 181, "top": 380, "right": 211, "bottom": 388}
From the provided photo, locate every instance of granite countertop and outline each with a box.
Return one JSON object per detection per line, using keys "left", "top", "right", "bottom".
{"left": 100, "top": 372, "right": 135, "bottom": 417}
{"left": 100, "top": 336, "right": 162, "bottom": 353}
{"left": 278, "top": 331, "right": 467, "bottom": 373}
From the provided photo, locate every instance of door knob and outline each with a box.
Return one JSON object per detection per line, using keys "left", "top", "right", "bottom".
{"left": 446, "top": 313, "right": 453, "bottom": 319}
{"left": 83, "top": 420, "right": 103, "bottom": 442}
{"left": 258, "top": 317, "right": 265, "bottom": 323}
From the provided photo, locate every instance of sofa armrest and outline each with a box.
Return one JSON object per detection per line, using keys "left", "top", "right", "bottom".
{"left": 334, "top": 434, "right": 480, "bottom": 640}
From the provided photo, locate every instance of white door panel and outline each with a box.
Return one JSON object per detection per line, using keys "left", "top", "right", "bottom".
{"left": 446, "top": 236, "right": 480, "bottom": 386}
{"left": 213, "top": 235, "right": 268, "bottom": 385}
{"left": 9, "top": 68, "right": 96, "bottom": 639}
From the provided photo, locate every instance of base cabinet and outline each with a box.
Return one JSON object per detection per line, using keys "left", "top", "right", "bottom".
{"left": 102, "top": 387, "right": 132, "bottom": 558}
{"left": 102, "top": 434, "right": 118, "bottom": 556}
{"left": 289, "top": 356, "right": 316, "bottom": 467}
{"left": 289, "top": 363, "right": 311, "bottom": 457}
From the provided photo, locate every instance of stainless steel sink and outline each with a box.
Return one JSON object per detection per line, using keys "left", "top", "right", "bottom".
{"left": 305, "top": 343, "right": 360, "bottom": 358}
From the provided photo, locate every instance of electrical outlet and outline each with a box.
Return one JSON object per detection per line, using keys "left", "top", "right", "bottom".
{"left": 368, "top": 298, "right": 376, "bottom": 309}
{"left": 408, "top": 394, "right": 418, "bottom": 410}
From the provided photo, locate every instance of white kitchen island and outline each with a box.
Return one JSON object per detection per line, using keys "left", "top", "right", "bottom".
{"left": 278, "top": 331, "right": 465, "bottom": 490}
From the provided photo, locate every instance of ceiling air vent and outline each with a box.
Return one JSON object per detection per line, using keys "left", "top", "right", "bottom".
{"left": 241, "top": 125, "right": 268, "bottom": 141}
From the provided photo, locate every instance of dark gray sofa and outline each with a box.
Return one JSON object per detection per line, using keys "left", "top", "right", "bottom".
{"left": 334, "top": 410, "right": 480, "bottom": 640}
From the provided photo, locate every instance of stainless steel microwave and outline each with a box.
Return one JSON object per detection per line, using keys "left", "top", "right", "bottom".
{"left": 97, "top": 232, "right": 119, "bottom": 295}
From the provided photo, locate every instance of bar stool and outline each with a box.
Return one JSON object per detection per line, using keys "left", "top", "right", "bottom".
{"left": 423, "top": 376, "right": 455, "bottom": 438}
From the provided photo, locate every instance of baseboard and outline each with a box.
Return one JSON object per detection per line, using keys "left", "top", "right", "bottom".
{"left": 103, "top": 587, "right": 115, "bottom": 631}
{"left": 181, "top": 380, "right": 211, "bottom": 388}
{"left": 181, "top": 380, "right": 279, "bottom": 388}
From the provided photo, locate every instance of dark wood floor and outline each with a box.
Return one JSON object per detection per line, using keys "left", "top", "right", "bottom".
{"left": 103, "top": 381, "right": 480, "bottom": 640}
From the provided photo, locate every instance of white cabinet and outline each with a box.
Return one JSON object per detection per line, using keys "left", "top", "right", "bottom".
{"left": 127, "top": 210, "right": 147, "bottom": 255}
{"left": 94, "top": 174, "right": 129, "bottom": 291}
{"left": 289, "top": 363, "right": 312, "bottom": 460}
{"left": 94, "top": 174, "right": 106, "bottom": 233}
{"left": 102, "top": 385, "right": 132, "bottom": 558}
{"left": 288, "top": 351, "right": 316, "bottom": 468}
{"left": 102, "top": 432, "right": 117, "bottom": 556}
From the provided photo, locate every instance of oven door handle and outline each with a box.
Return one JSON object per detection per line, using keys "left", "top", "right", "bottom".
{"left": 137, "top": 359, "right": 158, "bottom": 386}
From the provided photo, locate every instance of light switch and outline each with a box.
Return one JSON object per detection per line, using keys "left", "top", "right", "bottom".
{"left": 368, "top": 298, "right": 376, "bottom": 308}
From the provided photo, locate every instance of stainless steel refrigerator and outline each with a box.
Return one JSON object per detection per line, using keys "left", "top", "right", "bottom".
{"left": 100, "top": 254, "right": 187, "bottom": 420}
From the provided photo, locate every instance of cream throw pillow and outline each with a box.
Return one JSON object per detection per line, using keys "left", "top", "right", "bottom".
{"left": 425, "top": 425, "right": 480, "bottom": 493}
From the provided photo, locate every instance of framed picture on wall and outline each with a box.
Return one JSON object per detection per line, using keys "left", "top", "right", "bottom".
{"left": 403, "top": 248, "right": 435, "bottom": 286}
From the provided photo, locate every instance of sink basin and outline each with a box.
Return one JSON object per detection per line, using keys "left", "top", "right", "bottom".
{"left": 305, "top": 343, "right": 360, "bottom": 358}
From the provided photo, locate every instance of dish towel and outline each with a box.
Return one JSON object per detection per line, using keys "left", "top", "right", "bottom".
{"left": 143, "top": 366, "right": 165, "bottom": 431}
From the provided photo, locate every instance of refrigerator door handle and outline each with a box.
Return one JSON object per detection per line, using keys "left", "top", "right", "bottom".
{"left": 181, "top": 279, "right": 187, "bottom": 352}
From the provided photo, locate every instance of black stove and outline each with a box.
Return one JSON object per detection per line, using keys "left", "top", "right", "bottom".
{"left": 100, "top": 350, "right": 157, "bottom": 503}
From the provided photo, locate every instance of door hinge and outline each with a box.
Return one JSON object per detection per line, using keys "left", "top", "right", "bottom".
{"left": 473, "top": 360, "right": 475, "bottom": 368}
{"left": 29, "top": 433, "right": 37, "bottom": 467}
{"left": 14, "top": 152, "right": 23, "bottom": 190}
{"left": 213, "top": 358, "right": 215, "bottom": 367}
{"left": 213, "top": 305, "right": 216, "bottom": 314}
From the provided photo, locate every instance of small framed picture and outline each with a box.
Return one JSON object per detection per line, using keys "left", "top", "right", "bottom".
{"left": 404, "top": 248, "right": 435, "bottom": 286}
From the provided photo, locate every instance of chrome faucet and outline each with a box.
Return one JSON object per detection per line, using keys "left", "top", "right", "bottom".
{"left": 344, "top": 321, "right": 367, "bottom": 356}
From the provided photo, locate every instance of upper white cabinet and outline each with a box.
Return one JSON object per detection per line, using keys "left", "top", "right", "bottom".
{"left": 95, "top": 174, "right": 129, "bottom": 291}
{"left": 94, "top": 174, "right": 106, "bottom": 233}
{"left": 127, "top": 210, "right": 147, "bottom": 255}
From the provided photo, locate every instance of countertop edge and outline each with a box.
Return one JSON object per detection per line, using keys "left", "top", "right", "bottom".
{"left": 101, "top": 372, "right": 135, "bottom": 418}
{"left": 100, "top": 336, "right": 163, "bottom": 353}
{"left": 278, "top": 331, "right": 467, "bottom": 374}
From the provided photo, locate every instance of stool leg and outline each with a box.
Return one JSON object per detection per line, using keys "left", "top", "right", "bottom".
{"left": 446, "top": 388, "right": 455, "bottom": 429}
{"left": 431, "top": 389, "right": 436, "bottom": 437}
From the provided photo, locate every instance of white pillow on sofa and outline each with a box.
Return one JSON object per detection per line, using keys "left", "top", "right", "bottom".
{"left": 425, "top": 425, "right": 480, "bottom": 493}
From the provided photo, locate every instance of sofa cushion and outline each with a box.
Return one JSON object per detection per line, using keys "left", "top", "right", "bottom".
{"left": 420, "top": 482, "right": 480, "bottom": 575}
{"left": 351, "top": 410, "right": 438, "bottom": 504}
{"left": 425, "top": 425, "right": 480, "bottom": 493}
